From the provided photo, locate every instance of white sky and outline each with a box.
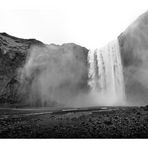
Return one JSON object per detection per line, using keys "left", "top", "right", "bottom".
{"left": 0, "top": 0, "right": 148, "bottom": 49}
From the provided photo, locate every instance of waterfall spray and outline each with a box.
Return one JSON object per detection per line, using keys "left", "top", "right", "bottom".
{"left": 88, "top": 39, "right": 126, "bottom": 105}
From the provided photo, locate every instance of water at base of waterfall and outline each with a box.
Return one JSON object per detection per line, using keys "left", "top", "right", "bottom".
{"left": 88, "top": 39, "right": 126, "bottom": 106}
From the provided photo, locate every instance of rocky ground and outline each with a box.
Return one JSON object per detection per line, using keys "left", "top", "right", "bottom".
{"left": 0, "top": 106, "right": 148, "bottom": 138}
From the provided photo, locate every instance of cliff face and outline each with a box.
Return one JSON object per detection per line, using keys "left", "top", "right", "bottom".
{"left": 118, "top": 11, "right": 148, "bottom": 105}
{"left": 0, "top": 33, "right": 43, "bottom": 105}
{"left": 0, "top": 33, "right": 89, "bottom": 107}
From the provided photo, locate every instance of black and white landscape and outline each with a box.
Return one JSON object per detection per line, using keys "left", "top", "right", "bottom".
{"left": 1, "top": 10, "right": 148, "bottom": 138}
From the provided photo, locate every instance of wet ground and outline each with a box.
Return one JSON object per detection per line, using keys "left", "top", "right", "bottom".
{"left": 0, "top": 106, "right": 148, "bottom": 138}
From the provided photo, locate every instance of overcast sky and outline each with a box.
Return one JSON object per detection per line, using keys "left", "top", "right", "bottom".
{"left": 0, "top": 0, "right": 148, "bottom": 49}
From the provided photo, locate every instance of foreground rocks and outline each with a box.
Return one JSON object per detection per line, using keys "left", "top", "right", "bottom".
{"left": 0, "top": 107, "right": 148, "bottom": 138}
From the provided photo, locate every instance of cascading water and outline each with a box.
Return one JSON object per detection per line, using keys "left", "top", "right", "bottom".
{"left": 88, "top": 39, "right": 126, "bottom": 105}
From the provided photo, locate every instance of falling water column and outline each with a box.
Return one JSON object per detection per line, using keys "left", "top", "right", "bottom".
{"left": 88, "top": 39, "right": 126, "bottom": 105}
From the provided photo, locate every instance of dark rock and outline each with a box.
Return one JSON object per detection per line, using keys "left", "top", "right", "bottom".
{"left": 103, "top": 117, "right": 112, "bottom": 125}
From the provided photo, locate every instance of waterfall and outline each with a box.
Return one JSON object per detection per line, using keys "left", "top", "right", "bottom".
{"left": 88, "top": 39, "right": 126, "bottom": 105}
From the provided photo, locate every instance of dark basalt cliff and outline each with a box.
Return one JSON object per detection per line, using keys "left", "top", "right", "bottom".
{"left": 118, "top": 11, "right": 148, "bottom": 105}
{"left": 0, "top": 33, "right": 44, "bottom": 105}
{"left": 0, "top": 33, "right": 89, "bottom": 107}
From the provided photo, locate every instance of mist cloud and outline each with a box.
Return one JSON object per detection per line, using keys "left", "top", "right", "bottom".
{"left": 19, "top": 43, "right": 90, "bottom": 107}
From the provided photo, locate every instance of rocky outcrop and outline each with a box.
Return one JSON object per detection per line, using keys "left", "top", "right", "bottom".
{"left": 0, "top": 33, "right": 89, "bottom": 107}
